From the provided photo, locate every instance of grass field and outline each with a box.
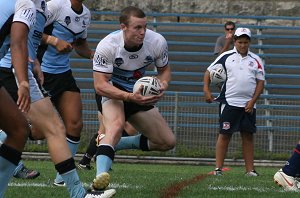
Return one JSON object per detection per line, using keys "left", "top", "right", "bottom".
{"left": 4, "top": 159, "right": 299, "bottom": 198}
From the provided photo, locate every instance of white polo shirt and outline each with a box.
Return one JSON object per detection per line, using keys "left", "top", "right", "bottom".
{"left": 207, "top": 47, "right": 265, "bottom": 108}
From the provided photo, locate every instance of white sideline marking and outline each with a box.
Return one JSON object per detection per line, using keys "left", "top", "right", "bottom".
{"left": 208, "top": 185, "right": 285, "bottom": 192}
{"left": 8, "top": 182, "right": 142, "bottom": 189}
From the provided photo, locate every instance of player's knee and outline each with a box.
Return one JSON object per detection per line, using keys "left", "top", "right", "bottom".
{"left": 159, "top": 135, "right": 176, "bottom": 151}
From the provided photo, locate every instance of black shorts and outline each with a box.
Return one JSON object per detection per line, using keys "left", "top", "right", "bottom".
{"left": 95, "top": 90, "right": 154, "bottom": 121}
{"left": 0, "top": 68, "right": 18, "bottom": 102}
{"left": 43, "top": 70, "right": 80, "bottom": 102}
{"left": 219, "top": 103, "right": 256, "bottom": 134}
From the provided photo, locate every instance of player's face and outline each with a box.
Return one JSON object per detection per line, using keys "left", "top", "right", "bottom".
{"left": 122, "top": 16, "right": 147, "bottom": 48}
{"left": 234, "top": 37, "right": 250, "bottom": 57}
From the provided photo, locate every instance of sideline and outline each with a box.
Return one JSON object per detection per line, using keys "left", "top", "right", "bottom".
{"left": 22, "top": 152, "right": 285, "bottom": 167}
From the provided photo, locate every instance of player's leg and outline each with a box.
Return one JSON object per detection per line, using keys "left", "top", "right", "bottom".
{"left": 0, "top": 129, "right": 40, "bottom": 179}
{"left": 274, "top": 140, "right": 300, "bottom": 191}
{"left": 93, "top": 99, "right": 125, "bottom": 190}
{"left": 241, "top": 109, "right": 258, "bottom": 176}
{"left": 115, "top": 107, "right": 175, "bottom": 152}
{"left": 215, "top": 133, "right": 231, "bottom": 175}
{"left": 0, "top": 86, "right": 30, "bottom": 196}
{"left": 28, "top": 96, "right": 86, "bottom": 196}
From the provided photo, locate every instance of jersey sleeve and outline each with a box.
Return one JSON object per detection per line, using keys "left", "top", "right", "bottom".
{"left": 255, "top": 56, "right": 265, "bottom": 81}
{"left": 93, "top": 39, "right": 114, "bottom": 74}
{"left": 154, "top": 34, "right": 169, "bottom": 68}
{"left": 81, "top": 8, "right": 91, "bottom": 39}
{"left": 14, "top": 0, "right": 36, "bottom": 29}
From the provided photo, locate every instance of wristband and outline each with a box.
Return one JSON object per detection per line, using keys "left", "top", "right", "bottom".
{"left": 46, "top": 35, "right": 58, "bottom": 46}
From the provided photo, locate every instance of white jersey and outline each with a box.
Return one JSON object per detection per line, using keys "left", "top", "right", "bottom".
{"left": 0, "top": 0, "right": 36, "bottom": 60}
{"left": 207, "top": 47, "right": 265, "bottom": 108}
{"left": 93, "top": 29, "right": 169, "bottom": 92}
{"left": 41, "top": 0, "right": 91, "bottom": 74}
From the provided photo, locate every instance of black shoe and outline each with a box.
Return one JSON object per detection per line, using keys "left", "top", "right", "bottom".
{"left": 14, "top": 165, "right": 40, "bottom": 179}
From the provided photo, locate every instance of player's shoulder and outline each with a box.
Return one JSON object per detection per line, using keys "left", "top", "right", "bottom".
{"left": 97, "top": 30, "right": 122, "bottom": 51}
{"left": 15, "top": 0, "right": 35, "bottom": 10}
{"left": 144, "top": 29, "right": 167, "bottom": 48}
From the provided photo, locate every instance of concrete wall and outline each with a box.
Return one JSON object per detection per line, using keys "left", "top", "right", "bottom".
{"left": 84, "top": 0, "right": 300, "bottom": 16}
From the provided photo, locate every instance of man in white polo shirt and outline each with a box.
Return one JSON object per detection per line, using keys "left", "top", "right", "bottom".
{"left": 203, "top": 27, "right": 265, "bottom": 176}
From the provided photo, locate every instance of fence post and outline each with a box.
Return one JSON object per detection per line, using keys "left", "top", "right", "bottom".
{"left": 171, "top": 92, "right": 179, "bottom": 155}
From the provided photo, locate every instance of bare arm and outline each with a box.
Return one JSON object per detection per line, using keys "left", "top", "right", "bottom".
{"left": 245, "top": 80, "right": 265, "bottom": 113}
{"left": 156, "top": 65, "right": 171, "bottom": 91}
{"left": 73, "top": 38, "right": 94, "bottom": 59}
{"left": 10, "top": 22, "right": 30, "bottom": 112}
{"left": 203, "top": 70, "right": 214, "bottom": 103}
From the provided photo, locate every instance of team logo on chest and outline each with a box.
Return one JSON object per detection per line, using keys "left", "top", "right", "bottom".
{"left": 41, "top": 1, "right": 46, "bottom": 11}
{"left": 248, "top": 61, "right": 254, "bottom": 67}
{"left": 115, "top": 58, "right": 124, "bottom": 67}
{"left": 144, "top": 56, "right": 153, "bottom": 64}
{"left": 64, "top": 16, "right": 71, "bottom": 26}
{"left": 75, "top": 16, "right": 80, "bottom": 22}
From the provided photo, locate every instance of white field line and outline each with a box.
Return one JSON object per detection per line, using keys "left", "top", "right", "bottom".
{"left": 8, "top": 182, "right": 142, "bottom": 189}
{"left": 208, "top": 185, "right": 286, "bottom": 193}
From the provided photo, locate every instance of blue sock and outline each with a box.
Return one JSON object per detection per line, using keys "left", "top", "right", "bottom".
{"left": 96, "top": 155, "right": 113, "bottom": 175}
{"left": 0, "top": 156, "right": 16, "bottom": 197}
{"left": 283, "top": 144, "right": 300, "bottom": 177}
{"left": 115, "top": 134, "right": 141, "bottom": 151}
{"left": 13, "top": 161, "right": 24, "bottom": 176}
{"left": 95, "top": 145, "right": 114, "bottom": 175}
{"left": 60, "top": 169, "right": 86, "bottom": 198}
{"left": 0, "top": 144, "right": 21, "bottom": 198}
{"left": 55, "top": 138, "right": 79, "bottom": 184}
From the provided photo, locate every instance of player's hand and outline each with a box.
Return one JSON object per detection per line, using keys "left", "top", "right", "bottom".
{"left": 245, "top": 100, "right": 255, "bottom": 113}
{"left": 17, "top": 81, "right": 30, "bottom": 113}
{"left": 204, "top": 90, "right": 214, "bottom": 103}
{"left": 55, "top": 39, "right": 73, "bottom": 53}
{"left": 130, "top": 85, "right": 160, "bottom": 105}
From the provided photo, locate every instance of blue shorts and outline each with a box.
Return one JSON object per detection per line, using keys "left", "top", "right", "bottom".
{"left": 219, "top": 103, "right": 256, "bottom": 134}
{"left": 0, "top": 68, "right": 43, "bottom": 103}
{"left": 43, "top": 70, "right": 80, "bottom": 103}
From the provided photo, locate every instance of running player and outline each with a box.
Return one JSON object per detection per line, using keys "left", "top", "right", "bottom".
{"left": 91, "top": 6, "right": 176, "bottom": 190}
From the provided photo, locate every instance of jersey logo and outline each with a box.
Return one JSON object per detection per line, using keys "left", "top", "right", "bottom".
{"left": 82, "top": 20, "right": 86, "bottom": 28}
{"left": 75, "top": 17, "right": 80, "bottom": 22}
{"left": 133, "top": 70, "right": 143, "bottom": 79}
{"left": 143, "top": 55, "right": 153, "bottom": 64}
{"left": 222, "top": 122, "right": 230, "bottom": 130}
{"left": 64, "top": 16, "right": 71, "bottom": 26}
{"left": 115, "top": 58, "right": 124, "bottom": 67}
{"left": 129, "top": 54, "right": 138, "bottom": 59}
{"left": 94, "top": 54, "right": 108, "bottom": 68}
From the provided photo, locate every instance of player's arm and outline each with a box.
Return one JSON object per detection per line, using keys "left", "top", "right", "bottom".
{"left": 245, "top": 79, "right": 264, "bottom": 113}
{"left": 41, "top": 33, "right": 73, "bottom": 53}
{"left": 157, "top": 65, "right": 171, "bottom": 91}
{"left": 203, "top": 70, "right": 214, "bottom": 103}
{"left": 73, "top": 38, "right": 94, "bottom": 59}
{"left": 10, "top": 22, "right": 30, "bottom": 112}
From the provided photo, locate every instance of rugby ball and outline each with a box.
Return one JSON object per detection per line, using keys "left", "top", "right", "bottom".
{"left": 133, "top": 76, "right": 161, "bottom": 96}
{"left": 210, "top": 64, "right": 226, "bottom": 86}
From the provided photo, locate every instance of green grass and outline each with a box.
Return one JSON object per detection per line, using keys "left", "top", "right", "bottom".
{"left": 4, "top": 160, "right": 299, "bottom": 198}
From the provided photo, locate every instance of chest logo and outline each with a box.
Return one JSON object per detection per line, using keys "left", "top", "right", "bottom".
{"left": 129, "top": 54, "right": 138, "bottom": 59}
{"left": 115, "top": 58, "right": 124, "bottom": 67}
{"left": 144, "top": 56, "right": 153, "bottom": 64}
{"left": 64, "top": 16, "right": 71, "bottom": 26}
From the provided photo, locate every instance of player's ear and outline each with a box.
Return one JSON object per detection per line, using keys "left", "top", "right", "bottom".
{"left": 120, "top": 23, "right": 126, "bottom": 31}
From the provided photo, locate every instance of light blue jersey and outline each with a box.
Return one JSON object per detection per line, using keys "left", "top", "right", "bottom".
{"left": 0, "top": 0, "right": 35, "bottom": 61}
{"left": 41, "top": 0, "right": 91, "bottom": 74}
{"left": 1, "top": 0, "right": 47, "bottom": 71}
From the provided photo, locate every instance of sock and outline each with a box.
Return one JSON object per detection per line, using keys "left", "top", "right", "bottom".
{"left": 55, "top": 135, "right": 80, "bottom": 184}
{"left": 55, "top": 158, "right": 85, "bottom": 197}
{"left": 115, "top": 134, "right": 149, "bottom": 151}
{"left": 0, "top": 144, "right": 22, "bottom": 197}
{"left": 80, "top": 133, "right": 98, "bottom": 165}
{"left": 13, "top": 161, "right": 24, "bottom": 176}
{"left": 283, "top": 144, "right": 300, "bottom": 177}
{"left": 95, "top": 144, "right": 115, "bottom": 175}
